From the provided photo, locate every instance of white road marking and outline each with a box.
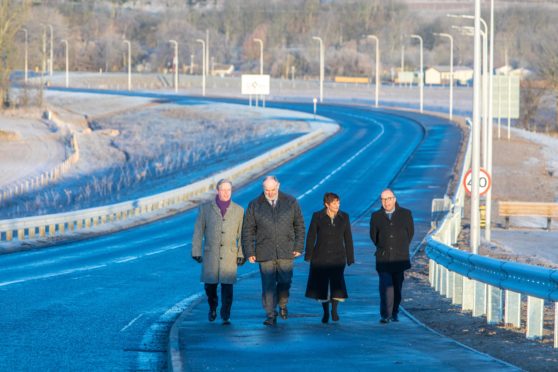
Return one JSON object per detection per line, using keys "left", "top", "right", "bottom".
{"left": 0, "top": 243, "right": 189, "bottom": 288}
{"left": 114, "top": 256, "right": 138, "bottom": 263}
{"left": 120, "top": 313, "right": 144, "bottom": 332}
{"left": 0, "top": 264, "right": 107, "bottom": 287}
{"left": 298, "top": 120, "right": 385, "bottom": 200}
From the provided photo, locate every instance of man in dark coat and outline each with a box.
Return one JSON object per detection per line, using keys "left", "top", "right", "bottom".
{"left": 369, "top": 188, "right": 414, "bottom": 323}
{"left": 242, "top": 175, "right": 305, "bottom": 326}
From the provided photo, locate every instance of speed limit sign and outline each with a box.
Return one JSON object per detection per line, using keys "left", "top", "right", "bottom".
{"left": 463, "top": 168, "right": 492, "bottom": 196}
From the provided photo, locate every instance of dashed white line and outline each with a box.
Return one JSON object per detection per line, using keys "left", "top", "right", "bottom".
{"left": 298, "top": 120, "right": 385, "bottom": 200}
{"left": 0, "top": 264, "right": 107, "bottom": 287}
{"left": 0, "top": 243, "right": 189, "bottom": 288}
{"left": 120, "top": 313, "right": 144, "bottom": 332}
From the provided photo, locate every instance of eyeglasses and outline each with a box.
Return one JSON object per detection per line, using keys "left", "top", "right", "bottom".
{"left": 381, "top": 197, "right": 394, "bottom": 202}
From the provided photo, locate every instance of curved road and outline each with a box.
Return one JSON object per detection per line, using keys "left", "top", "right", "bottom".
{"left": 0, "top": 96, "right": 463, "bottom": 370}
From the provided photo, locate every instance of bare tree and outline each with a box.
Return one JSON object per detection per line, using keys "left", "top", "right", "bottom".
{"left": 533, "top": 30, "right": 558, "bottom": 132}
{"left": 0, "top": 0, "right": 30, "bottom": 108}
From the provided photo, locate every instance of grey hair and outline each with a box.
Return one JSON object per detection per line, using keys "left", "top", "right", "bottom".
{"left": 381, "top": 188, "right": 395, "bottom": 197}
{"left": 216, "top": 178, "right": 233, "bottom": 190}
{"left": 262, "top": 175, "right": 279, "bottom": 184}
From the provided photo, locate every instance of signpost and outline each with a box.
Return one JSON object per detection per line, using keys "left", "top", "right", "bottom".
{"left": 313, "top": 97, "right": 317, "bottom": 119}
{"left": 241, "top": 74, "right": 270, "bottom": 107}
{"left": 492, "top": 75, "right": 520, "bottom": 140}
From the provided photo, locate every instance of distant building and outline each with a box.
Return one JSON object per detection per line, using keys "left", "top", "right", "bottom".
{"left": 211, "top": 64, "right": 234, "bottom": 77}
{"left": 510, "top": 67, "right": 533, "bottom": 79}
{"left": 425, "top": 66, "right": 473, "bottom": 85}
{"left": 495, "top": 65, "right": 513, "bottom": 75}
{"left": 495, "top": 65, "right": 532, "bottom": 79}
{"left": 396, "top": 71, "right": 415, "bottom": 84}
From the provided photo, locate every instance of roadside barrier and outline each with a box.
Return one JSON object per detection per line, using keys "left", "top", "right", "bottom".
{"left": 426, "top": 119, "right": 558, "bottom": 346}
{"left": 0, "top": 118, "right": 79, "bottom": 205}
{"left": 0, "top": 121, "right": 338, "bottom": 243}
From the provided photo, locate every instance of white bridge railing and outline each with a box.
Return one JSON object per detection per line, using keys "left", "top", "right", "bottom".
{"left": 426, "top": 119, "right": 558, "bottom": 346}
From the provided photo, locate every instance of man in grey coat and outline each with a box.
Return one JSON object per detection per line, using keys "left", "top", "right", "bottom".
{"left": 192, "top": 179, "right": 245, "bottom": 324}
{"left": 242, "top": 175, "right": 305, "bottom": 326}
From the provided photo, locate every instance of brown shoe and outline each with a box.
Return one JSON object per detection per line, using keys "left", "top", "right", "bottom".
{"left": 279, "top": 306, "right": 288, "bottom": 320}
{"left": 263, "top": 316, "right": 277, "bottom": 326}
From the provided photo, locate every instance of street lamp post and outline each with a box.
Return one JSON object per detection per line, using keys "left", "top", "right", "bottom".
{"left": 449, "top": 14, "right": 490, "bottom": 169}
{"left": 253, "top": 38, "right": 263, "bottom": 75}
{"left": 401, "top": 35, "right": 405, "bottom": 72}
{"left": 485, "top": 0, "right": 495, "bottom": 242}
{"left": 61, "top": 39, "right": 69, "bottom": 87}
{"left": 410, "top": 34, "right": 424, "bottom": 113}
{"left": 452, "top": 23, "right": 486, "bottom": 252}
{"left": 433, "top": 32, "right": 454, "bottom": 120}
{"left": 367, "top": 35, "right": 380, "bottom": 108}
{"left": 312, "top": 36, "right": 324, "bottom": 103}
{"left": 457, "top": 24, "right": 488, "bottom": 169}
{"left": 169, "top": 40, "right": 178, "bottom": 92}
{"left": 41, "top": 25, "right": 47, "bottom": 75}
{"left": 123, "top": 39, "right": 131, "bottom": 91}
{"left": 196, "top": 39, "right": 206, "bottom": 96}
{"left": 205, "top": 30, "right": 209, "bottom": 83}
{"left": 471, "top": 1, "right": 482, "bottom": 253}
{"left": 21, "top": 28, "right": 28, "bottom": 83}
{"left": 48, "top": 24, "right": 53, "bottom": 76}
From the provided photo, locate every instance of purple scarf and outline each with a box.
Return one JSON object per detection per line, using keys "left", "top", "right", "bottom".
{"left": 216, "top": 196, "right": 231, "bottom": 217}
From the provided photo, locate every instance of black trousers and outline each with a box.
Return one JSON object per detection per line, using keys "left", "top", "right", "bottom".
{"left": 378, "top": 271, "right": 405, "bottom": 319}
{"left": 204, "top": 283, "right": 233, "bottom": 320}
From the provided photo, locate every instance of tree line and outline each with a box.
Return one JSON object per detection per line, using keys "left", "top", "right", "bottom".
{"left": 2, "top": 0, "right": 558, "bottom": 130}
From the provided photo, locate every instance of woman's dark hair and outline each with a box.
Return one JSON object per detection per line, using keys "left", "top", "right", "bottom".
{"left": 323, "top": 192, "right": 340, "bottom": 205}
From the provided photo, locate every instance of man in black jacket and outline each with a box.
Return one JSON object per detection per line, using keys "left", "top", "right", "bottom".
{"left": 242, "top": 175, "right": 305, "bottom": 326}
{"left": 369, "top": 188, "right": 414, "bottom": 324}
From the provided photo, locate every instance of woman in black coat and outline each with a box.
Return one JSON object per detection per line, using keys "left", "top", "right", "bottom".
{"left": 305, "top": 192, "right": 354, "bottom": 323}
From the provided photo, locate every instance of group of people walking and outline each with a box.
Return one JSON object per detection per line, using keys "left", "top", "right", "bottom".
{"left": 191, "top": 175, "right": 414, "bottom": 326}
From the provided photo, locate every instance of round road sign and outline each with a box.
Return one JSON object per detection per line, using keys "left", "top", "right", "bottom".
{"left": 463, "top": 168, "right": 492, "bottom": 196}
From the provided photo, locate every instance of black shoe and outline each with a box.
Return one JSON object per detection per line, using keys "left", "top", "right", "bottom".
{"left": 222, "top": 318, "right": 231, "bottom": 325}
{"left": 279, "top": 306, "right": 288, "bottom": 320}
{"left": 263, "top": 316, "right": 277, "bottom": 326}
{"left": 390, "top": 314, "right": 399, "bottom": 322}
{"left": 208, "top": 308, "right": 217, "bottom": 322}
{"left": 380, "top": 317, "right": 391, "bottom": 324}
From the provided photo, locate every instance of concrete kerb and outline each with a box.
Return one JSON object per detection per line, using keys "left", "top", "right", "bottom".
{"left": 0, "top": 114, "right": 339, "bottom": 252}
{"left": 399, "top": 307, "right": 520, "bottom": 370}
{"left": 166, "top": 269, "right": 261, "bottom": 372}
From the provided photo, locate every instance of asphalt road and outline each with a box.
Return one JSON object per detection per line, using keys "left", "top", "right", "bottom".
{"left": 0, "top": 95, "right": 463, "bottom": 370}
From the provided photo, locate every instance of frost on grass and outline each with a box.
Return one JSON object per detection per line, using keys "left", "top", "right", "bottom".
{"left": 0, "top": 103, "right": 311, "bottom": 218}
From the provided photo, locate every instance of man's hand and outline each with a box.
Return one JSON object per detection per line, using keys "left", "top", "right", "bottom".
{"left": 237, "top": 257, "right": 246, "bottom": 266}
{"left": 192, "top": 256, "right": 202, "bottom": 263}
{"left": 248, "top": 256, "right": 256, "bottom": 263}
{"left": 293, "top": 251, "right": 302, "bottom": 258}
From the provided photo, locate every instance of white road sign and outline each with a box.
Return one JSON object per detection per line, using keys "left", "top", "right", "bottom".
{"left": 492, "top": 75, "right": 520, "bottom": 119}
{"left": 463, "top": 168, "right": 492, "bottom": 196}
{"left": 241, "top": 74, "right": 270, "bottom": 95}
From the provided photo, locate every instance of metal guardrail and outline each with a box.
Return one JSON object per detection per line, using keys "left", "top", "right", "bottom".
{"left": 0, "top": 121, "right": 338, "bottom": 244}
{"left": 426, "top": 119, "right": 558, "bottom": 346}
{"left": 0, "top": 127, "right": 79, "bottom": 204}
